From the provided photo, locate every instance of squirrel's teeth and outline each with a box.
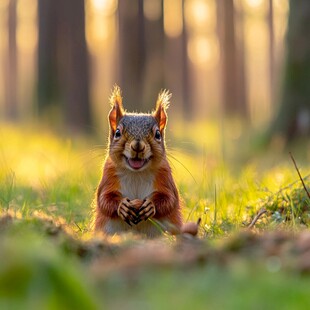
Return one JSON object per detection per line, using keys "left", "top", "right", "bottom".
{"left": 127, "top": 158, "right": 146, "bottom": 170}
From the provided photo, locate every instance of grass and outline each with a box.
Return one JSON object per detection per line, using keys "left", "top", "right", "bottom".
{"left": 0, "top": 122, "right": 310, "bottom": 309}
{"left": 98, "top": 265, "right": 310, "bottom": 309}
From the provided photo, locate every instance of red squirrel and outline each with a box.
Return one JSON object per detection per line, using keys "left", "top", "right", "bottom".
{"left": 94, "top": 85, "right": 182, "bottom": 237}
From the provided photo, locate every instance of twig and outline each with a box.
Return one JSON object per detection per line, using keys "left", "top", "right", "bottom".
{"left": 74, "top": 222, "right": 83, "bottom": 232}
{"left": 248, "top": 208, "right": 267, "bottom": 229}
{"left": 289, "top": 152, "right": 310, "bottom": 200}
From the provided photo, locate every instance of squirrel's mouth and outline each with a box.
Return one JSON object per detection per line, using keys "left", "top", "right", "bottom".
{"left": 125, "top": 156, "right": 149, "bottom": 170}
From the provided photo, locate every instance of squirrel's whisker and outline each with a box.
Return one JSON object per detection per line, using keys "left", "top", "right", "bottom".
{"left": 167, "top": 153, "right": 197, "bottom": 185}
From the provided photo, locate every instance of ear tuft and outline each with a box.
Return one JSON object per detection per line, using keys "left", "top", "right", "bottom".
{"left": 109, "top": 84, "right": 123, "bottom": 108}
{"left": 156, "top": 89, "right": 171, "bottom": 111}
{"left": 153, "top": 89, "right": 171, "bottom": 131}
{"left": 108, "top": 85, "right": 124, "bottom": 132}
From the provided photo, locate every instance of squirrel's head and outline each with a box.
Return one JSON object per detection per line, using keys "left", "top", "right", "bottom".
{"left": 107, "top": 85, "right": 170, "bottom": 172}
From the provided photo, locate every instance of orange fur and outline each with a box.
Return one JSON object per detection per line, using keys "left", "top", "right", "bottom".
{"left": 95, "top": 158, "right": 122, "bottom": 230}
{"left": 94, "top": 86, "right": 183, "bottom": 236}
{"left": 152, "top": 160, "right": 182, "bottom": 227}
{"left": 95, "top": 156, "right": 183, "bottom": 233}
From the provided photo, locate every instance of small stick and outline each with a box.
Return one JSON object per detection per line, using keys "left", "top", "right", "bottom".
{"left": 74, "top": 222, "right": 82, "bottom": 232}
{"left": 289, "top": 152, "right": 310, "bottom": 200}
{"left": 248, "top": 208, "right": 267, "bottom": 229}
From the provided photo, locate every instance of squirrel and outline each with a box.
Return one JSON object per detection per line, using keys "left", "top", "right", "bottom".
{"left": 94, "top": 85, "right": 183, "bottom": 237}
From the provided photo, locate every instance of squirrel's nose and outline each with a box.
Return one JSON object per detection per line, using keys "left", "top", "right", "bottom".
{"left": 131, "top": 140, "right": 145, "bottom": 153}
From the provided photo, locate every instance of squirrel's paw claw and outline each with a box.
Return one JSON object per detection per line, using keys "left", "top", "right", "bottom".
{"left": 117, "top": 198, "right": 139, "bottom": 225}
{"left": 138, "top": 199, "right": 156, "bottom": 221}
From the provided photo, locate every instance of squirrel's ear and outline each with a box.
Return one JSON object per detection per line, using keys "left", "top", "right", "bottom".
{"left": 108, "top": 85, "right": 124, "bottom": 132}
{"left": 153, "top": 90, "right": 171, "bottom": 131}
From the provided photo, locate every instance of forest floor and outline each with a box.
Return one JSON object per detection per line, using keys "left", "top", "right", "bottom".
{"left": 0, "top": 123, "right": 310, "bottom": 309}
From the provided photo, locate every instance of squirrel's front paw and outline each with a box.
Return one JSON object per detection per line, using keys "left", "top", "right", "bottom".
{"left": 117, "top": 198, "right": 140, "bottom": 226}
{"left": 138, "top": 199, "right": 156, "bottom": 221}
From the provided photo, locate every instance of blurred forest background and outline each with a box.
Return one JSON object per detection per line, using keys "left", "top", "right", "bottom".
{"left": 0, "top": 0, "right": 309, "bottom": 144}
{"left": 1, "top": 2, "right": 310, "bottom": 306}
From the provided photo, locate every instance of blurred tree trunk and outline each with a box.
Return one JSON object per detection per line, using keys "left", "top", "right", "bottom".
{"left": 143, "top": 0, "right": 165, "bottom": 110}
{"left": 5, "top": 0, "right": 18, "bottom": 120}
{"left": 217, "top": 0, "right": 247, "bottom": 117}
{"left": 38, "top": 0, "right": 91, "bottom": 133}
{"left": 61, "top": 0, "right": 91, "bottom": 132}
{"left": 181, "top": 0, "right": 191, "bottom": 118}
{"left": 268, "top": 0, "right": 275, "bottom": 102}
{"left": 38, "top": 0, "right": 59, "bottom": 113}
{"left": 234, "top": 1, "right": 247, "bottom": 119}
{"left": 164, "top": 0, "right": 191, "bottom": 118}
{"left": 271, "top": 0, "right": 310, "bottom": 142}
{"left": 118, "top": 0, "right": 146, "bottom": 111}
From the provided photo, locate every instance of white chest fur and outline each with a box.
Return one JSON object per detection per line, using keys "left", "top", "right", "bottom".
{"left": 118, "top": 170, "right": 155, "bottom": 200}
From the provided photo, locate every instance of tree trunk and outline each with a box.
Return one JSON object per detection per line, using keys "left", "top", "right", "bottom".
{"left": 37, "top": 0, "right": 59, "bottom": 113}
{"left": 181, "top": 0, "right": 191, "bottom": 118}
{"left": 61, "top": 0, "right": 92, "bottom": 132}
{"left": 143, "top": 0, "right": 165, "bottom": 110}
{"left": 271, "top": 0, "right": 310, "bottom": 141}
{"left": 217, "top": 0, "right": 247, "bottom": 117}
{"left": 37, "top": 0, "right": 92, "bottom": 133}
{"left": 5, "top": 0, "right": 18, "bottom": 120}
{"left": 118, "top": 0, "right": 146, "bottom": 111}
{"left": 268, "top": 0, "right": 275, "bottom": 103}
{"left": 163, "top": 0, "right": 191, "bottom": 118}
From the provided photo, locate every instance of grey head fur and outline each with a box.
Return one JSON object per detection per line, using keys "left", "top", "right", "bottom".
{"left": 120, "top": 113, "right": 157, "bottom": 140}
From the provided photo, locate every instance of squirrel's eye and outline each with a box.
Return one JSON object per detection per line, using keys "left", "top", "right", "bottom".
{"left": 114, "top": 129, "right": 121, "bottom": 139}
{"left": 154, "top": 129, "right": 161, "bottom": 141}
